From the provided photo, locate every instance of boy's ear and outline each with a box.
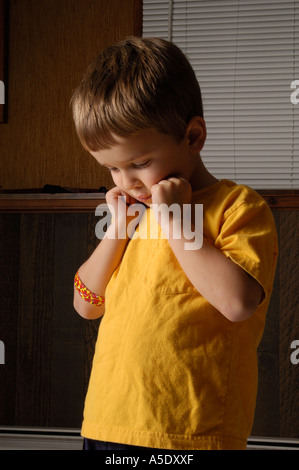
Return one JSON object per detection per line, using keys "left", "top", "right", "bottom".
{"left": 185, "top": 116, "right": 206, "bottom": 153}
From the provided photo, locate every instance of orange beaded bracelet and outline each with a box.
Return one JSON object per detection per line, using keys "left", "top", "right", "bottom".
{"left": 74, "top": 271, "right": 105, "bottom": 307}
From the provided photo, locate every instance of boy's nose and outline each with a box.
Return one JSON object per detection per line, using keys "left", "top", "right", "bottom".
{"left": 122, "top": 172, "right": 142, "bottom": 191}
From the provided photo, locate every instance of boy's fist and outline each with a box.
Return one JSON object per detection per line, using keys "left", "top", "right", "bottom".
{"left": 151, "top": 177, "right": 192, "bottom": 232}
{"left": 151, "top": 177, "right": 192, "bottom": 207}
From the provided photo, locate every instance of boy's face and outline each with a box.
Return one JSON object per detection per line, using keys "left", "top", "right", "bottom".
{"left": 90, "top": 127, "right": 201, "bottom": 206}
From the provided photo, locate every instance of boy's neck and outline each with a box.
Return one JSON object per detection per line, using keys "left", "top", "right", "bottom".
{"left": 189, "top": 155, "right": 219, "bottom": 192}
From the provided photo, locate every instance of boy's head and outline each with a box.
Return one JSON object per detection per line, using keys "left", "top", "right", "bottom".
{"left": 71, "top": 36, "right": 204, "bottom": 152}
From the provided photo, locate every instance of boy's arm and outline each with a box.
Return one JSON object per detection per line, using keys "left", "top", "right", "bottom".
{"left": 73, "top": 187, "right": 140, "bottom": 320}
{"left": 73, "top": 225, "right": 130, "bottom": 319}
{"left": 167, "top": 235, "right": 263, "bottom": 322}
{"left": 152, "top": 178, "right": 263, "bottom": 323}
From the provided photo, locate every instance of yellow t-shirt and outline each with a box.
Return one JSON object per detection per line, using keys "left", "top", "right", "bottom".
{"left": 81, "top": 180, "right": 278, "bottom": 450}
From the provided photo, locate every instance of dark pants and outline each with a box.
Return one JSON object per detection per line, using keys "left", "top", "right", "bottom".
{"left": 83, "top": 438, "right": 167, "bottom": 451}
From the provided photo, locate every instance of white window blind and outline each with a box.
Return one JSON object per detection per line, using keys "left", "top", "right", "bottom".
{"left": 143, "top": 0, "right": 299, "bottom": 189}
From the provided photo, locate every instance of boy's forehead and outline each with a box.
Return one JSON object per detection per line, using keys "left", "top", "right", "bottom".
{"left": 95, "top": 151, "right": 149, "bottom": 167}
{"left": 91, "top": 129, "right": 162, "bottom": 165}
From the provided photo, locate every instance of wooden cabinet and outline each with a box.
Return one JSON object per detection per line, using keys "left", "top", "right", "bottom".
{"left": 0, "top": 197, "right": 105, "bottom": 427}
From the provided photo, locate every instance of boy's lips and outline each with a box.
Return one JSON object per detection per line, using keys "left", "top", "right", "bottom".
{"left": 134, "top": 194, "right": 151, "bottom": 202}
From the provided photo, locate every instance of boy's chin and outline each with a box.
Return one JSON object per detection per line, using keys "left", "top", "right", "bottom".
{"left": 133, "top": 196, "right": 152, "bottom": 206}
{"left": 137, "top": 199, "right": 151, "bottom": 208}
{"left": 144, "top": 199, "right": 152, "bottom": 207}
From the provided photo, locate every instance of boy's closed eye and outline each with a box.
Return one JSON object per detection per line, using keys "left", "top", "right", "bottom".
{"left": 107, "top": 160, "right": 151, "bottom": 172}
{"left": 107, "top": 167, "right": 119, "bottom": 173}
{"left": 132, "top": 160, "right": 150, "bottom": 169}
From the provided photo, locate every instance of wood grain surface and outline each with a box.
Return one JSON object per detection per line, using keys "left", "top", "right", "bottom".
{"left": 0, "top": 0, "right": 141, "bottom": 190}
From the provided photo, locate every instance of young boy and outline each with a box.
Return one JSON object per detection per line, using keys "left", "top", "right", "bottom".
{"left": 71, "top": 37, "right": 278, "bottom": 450}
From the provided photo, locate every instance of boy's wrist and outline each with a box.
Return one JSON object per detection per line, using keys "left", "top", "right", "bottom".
{"left": 153, "top": 202, "right": 186, "bottom": 237}
{"left": 105, "top": 204, "right": 146, "bottom": 240}
{"left": 156, "top": 203, "right": 203, "bottom": 251}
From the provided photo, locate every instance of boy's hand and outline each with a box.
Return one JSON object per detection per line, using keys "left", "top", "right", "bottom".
{"left": 151, "top": 177, "right": 192, "bottom": 207}
{"left": 106, "top": 187, "right": 145, "bottom": 239}
{"left": 106, "top": 186, "right": 138, "bottom": 216}
{"left": 151, "top": 177, "right": 192, "bottom": 232}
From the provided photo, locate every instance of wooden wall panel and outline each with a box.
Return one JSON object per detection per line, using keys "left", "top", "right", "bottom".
{"left": 0, "top": 0, "right": 142, "bottom": 190}
{"left": 0, "top": 214, "right": 20, "bottom": 424}
{"left": 251, "top": 210, "right": 299, "bottom": 438}
{"left": 0, "top": 212, "right": 95, "bottom": 427}
{"left": 251, "top": 213, "right": 280, "bottom": 436}
{"left": 0, "top": 0, "right": 8, "bottom": 122}
{"left": 278, "top": 212, "right": 299, "bottom": 437}
{"left": 50, "top": 214, "right": 88, "bottom": 427}
{"left": 16, "top": 214, "right": 55, "bottom": 425}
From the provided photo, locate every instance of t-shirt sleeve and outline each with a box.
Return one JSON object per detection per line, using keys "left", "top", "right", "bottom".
{"left": 214, "top": 194, "right": 278, "bottom": 305}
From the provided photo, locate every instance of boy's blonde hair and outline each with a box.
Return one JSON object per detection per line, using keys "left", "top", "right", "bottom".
{"left": 71, "top": 37, "right": 203, "bottom": 151}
